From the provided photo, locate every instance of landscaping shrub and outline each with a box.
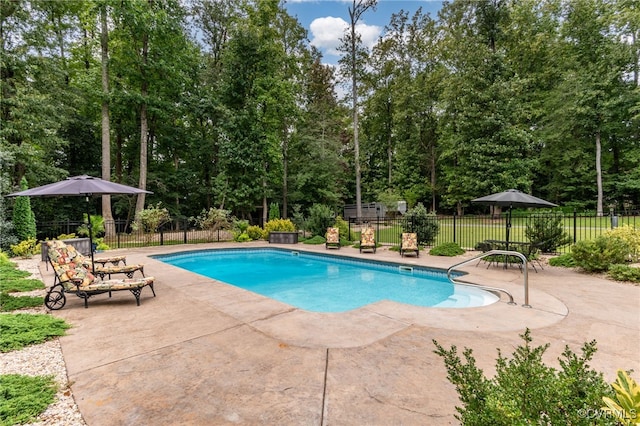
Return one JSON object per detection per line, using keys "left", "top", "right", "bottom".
{"left": 601, "top": 370, "right": 640, "bottom": 425}
{"left": 571, "top": 235, "right": 631, "bottom": 273}
{"left": 302, "top": 235, "right": 326, "bottom": 245}
{"left": 549, "top": 253, "right": 576, "bottom": 268}
{"left": 246, "top": 225, "right": 266, "bottom": 240}
{"left": 192, "top": 208, "right": 233, "bottom": 241}
{"left": 77, "top": 214, "right": 105, "bottom": 238}
{"left": 132, "top": 203, "right": 171, "bottom": 234}
{"left": 263, "top": 218, "right": 296, "bottom": 234}
{"left": 0, "top": 374, "right": 57, "bottom": 425}
{"left": 429, "top": 242, "right": 464, "bottom": 256}
{"left": 0, "top": 278, "right": 44, "bottom": 293}
{"left": 402, "top": 203, "right": 439, "bottom": 245}
{"left": 434, "top": 329, "right": 615, "bottom": 425}
{"left": 525, "top": 213, "right": 572, "bottom": 253}
{"left": 333, "top": 216, "right": 350, "bottom": 241}
{"left": 290, "top": 205, "right": 306, "bottom": 233}
{"left": 0, "top": 293, "right": 44, "bottom": 312}
{"left": 603, "top": 225, "right": 640, "bottom": 263}
{"left": 306, "top": 204, "right": 334, "bottom": 237}
{"left": 0, "top": 193, "right": 18, "bottom": 253}
{"left": 0, "top": 314, "right": 70, "bottom": 352}
{"left": 9, "top": 238, "right": 37, "bottom": 259}
{"left": 607, "top": 264, "right": 640, "bottom": 283}
{"left": 11, "top": 177, "right": 36, "bottom": 242}
{"left": 268, "top": 202, "right": 280, "bottom": 220}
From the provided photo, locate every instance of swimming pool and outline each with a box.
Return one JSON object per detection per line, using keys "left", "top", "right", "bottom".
{"left": 154, "top": 248, "right": 499, "bottom": 312}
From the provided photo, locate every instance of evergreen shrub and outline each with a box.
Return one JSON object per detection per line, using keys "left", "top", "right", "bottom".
{"left": 402, "top": 203, "right": 439, "bottom": 245}
{"left": 525, "top": 213, "right": 572, "bottom": 253}
{"left": 12, "top": 177, "right": 36, "bottom": 242}
{"left": 548, "top": 253, "right": 576, "bottom": 267}
{"left": 434, "top": 329, "right": 615, "bottom": 425}
{"left": 571, "top": 236, "right": 631, "bottom": 272}
{"left": 429, "top": 242, "right": 464, "bottom": 256}
{"left": 607, "top": 264, "right": 640, "bottom": 283}
{"left": 268, "top": 202, "right": 280, "bottom": 220}
{"left": 306, "top": 204, "right": 334, "bottom": 237}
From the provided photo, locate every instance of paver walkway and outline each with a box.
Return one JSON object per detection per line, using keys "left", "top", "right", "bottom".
{"left": 41, "top": 242, "right": 640, "bottom": 425}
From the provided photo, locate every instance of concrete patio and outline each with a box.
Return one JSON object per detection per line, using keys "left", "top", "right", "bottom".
{"left": 40, "top": 242, "right": 640, "bottom": 425}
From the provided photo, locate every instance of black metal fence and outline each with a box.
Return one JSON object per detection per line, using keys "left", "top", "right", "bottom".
{"left": 36, "top": 210, "right": 638, "bottom": 254}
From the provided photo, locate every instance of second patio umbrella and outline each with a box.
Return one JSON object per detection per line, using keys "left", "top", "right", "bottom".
{"left": 471, "top": 189, "right": 557, "bottom": 248}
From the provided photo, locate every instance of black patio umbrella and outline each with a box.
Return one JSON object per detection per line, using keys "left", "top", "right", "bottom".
{"left": 471, "top": 189, "right": 557, "bottom": 248}
{"left": 6, "top": 175, "right": 151, "bottom": 270}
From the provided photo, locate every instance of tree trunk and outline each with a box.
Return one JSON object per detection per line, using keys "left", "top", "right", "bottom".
{"left": 100, "top": 5, "right": 115, "bottom": 237}
{"left": 350, "top": 5, "right": 362, "bottom": 219}
{"left": 262, "top": 170, "right": 268, "bottom": 226}
{"left": 282, "top": 139, "right": 288, "bottom": 219}
{"left": 596, "top": 129, "right": 603, "bottom": 216}
{"left": 135, "top": 31, "right": 149, "bottom": 215}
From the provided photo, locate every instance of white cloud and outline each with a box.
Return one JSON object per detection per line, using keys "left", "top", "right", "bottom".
{"left": 310, "top": 16, "right": 381, "bottom": 57}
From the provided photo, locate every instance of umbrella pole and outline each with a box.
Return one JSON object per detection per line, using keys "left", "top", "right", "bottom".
{"left": 506, "top": 206, "right": 512, "bottom": 250}
{"left": 86, "top": 196, "right": 95, "bottom": 274}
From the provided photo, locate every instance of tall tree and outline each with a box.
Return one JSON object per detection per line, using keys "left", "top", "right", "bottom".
{"left": 338, "top": 0, "right": 377, "bottom": 219}
{"left": 438, "top": 0, "right": 535, "bottom": 214}
{"left": 544, "top": 0, "right": 631, "bottom": 214}
{"left": 100, "top": 2, "right": 115, "bottom": 236}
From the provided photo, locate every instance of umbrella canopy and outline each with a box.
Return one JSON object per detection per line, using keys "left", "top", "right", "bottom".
{"left": 471, "top": 189, "right": 557, "bottom": 248}
{"left": 7, "top": 175, "right": 151, "bottom": 270}
{"left": 7, "top": 175, "right": 151, "bottom": 197}
{"left": 471, "top": 189, "right": 557, "bottom": 209}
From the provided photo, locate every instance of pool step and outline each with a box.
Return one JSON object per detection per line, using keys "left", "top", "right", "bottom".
{"left": 435, "top": 286, "right": 499, "bottom": 308}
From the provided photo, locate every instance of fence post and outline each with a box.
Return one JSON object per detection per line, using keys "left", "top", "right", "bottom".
{"left": 348, "top": 217, "right": 352, "bottom": 241}
{"left": 453, "top": 212, "right": 457, "bottom": 244}
{"left": 183, "top": 219, "right": 187, "bottom": 244}
{"left": 117, "top": 232, "right": 120, "bottom": 249}
{"left": 160, "top": 227, "right": 164, "bottom": 246}
{"left": 573, "top": 209, "right": 577, "bottom": 244}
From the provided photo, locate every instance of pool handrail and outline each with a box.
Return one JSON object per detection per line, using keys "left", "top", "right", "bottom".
{"left": 446, "top": 250, "right": 531, "bottom": 308}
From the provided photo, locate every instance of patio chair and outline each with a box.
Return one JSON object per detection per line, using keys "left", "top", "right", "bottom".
{"left": 47, "top": 240, "right": 145, "bottom": 280}
{"left": 475, "top": 240, "right": 500, "bottom": 268}
{"left": 400, "top": 232, "right": 419, "bottom": 257}
{"left": 518, "top": 241, "right": 544, "bottom": 273}
{"left": 325, "top": 227, "right": 341, "bottom": 249}
{"left": 359, "top": 226, "right": 377, "bottom": 253}
{"left": 45, "top": 242, "right": 155, "bottom": 310}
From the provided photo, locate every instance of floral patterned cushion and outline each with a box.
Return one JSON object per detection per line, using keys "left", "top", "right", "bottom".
{"left": 81, "top": 276, "right": 154, "bottom": 291}
{"left": 47, "top": 240, "right": 95, "bottom": 287}
{"left": 47, "top": 240, "right": 143, "bottom": 279}
{"left": 361, "top": 227, "right": 375, "bottom": 246}
{"left": 402, "top": 233, "right": 418, "bottom": 250}
{"left": 326, "top": 227, "right": 340, "bottom": 243}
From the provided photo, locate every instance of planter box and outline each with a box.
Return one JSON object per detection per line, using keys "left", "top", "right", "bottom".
{"left": 268, "top": 232, "right": 299, "bottom": 244}
{"left": 41, "top": 237, "right": 92, "bottom": 262}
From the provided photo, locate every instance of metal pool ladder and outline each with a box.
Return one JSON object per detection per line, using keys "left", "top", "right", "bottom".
{"left": 446, "top": 250, "right": 531, "bottom": 308}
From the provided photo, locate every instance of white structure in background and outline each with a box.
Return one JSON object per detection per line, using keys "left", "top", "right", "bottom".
{"left": 344, "top": 201, "right": 407, "bottom": 219}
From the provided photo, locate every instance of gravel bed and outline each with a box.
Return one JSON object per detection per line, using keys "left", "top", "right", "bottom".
{"left": 2, "top": 257, "right": 86, "bottom": 426}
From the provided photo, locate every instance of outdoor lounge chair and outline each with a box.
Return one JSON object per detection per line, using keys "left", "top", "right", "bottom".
{"left": 45, "top": 241, "right": 155, "bottom": 310}
{"left": 400, "top": 232, "right": 419, "bottom": 257}
{"left": 47, "top": 240, "right": 144, "bottom": 280}
{"left": 359, "top": 226, "right": 377, "bottom": 253}
{"left": 326, "top": 227, "right": 341, "bottom": 249}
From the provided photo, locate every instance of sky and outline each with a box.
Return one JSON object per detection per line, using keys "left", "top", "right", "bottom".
{"left": 283, "top": 0, "right": 443, "bottom": 64}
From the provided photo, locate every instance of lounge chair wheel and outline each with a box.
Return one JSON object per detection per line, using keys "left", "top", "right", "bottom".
{"left": 44, "top": 289, "right": 66, "bottom": 310}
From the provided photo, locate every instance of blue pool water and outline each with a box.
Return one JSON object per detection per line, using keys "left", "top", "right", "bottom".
{"left": 154, "top": 248, "right": 498, "bottom": 312}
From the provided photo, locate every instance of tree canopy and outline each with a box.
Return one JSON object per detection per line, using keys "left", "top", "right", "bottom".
{"left": 2, "top": 0, "right": 638, "bottom": 227}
